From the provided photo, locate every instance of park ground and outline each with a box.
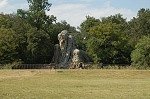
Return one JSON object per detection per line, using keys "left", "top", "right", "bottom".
{"left": 0, "top": 69, "right": 150, "bottom": 99}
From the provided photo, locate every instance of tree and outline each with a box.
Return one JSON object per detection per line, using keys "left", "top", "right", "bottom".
{"left": 128, "top": 8, "right": 150, "bottom": 46}
{"left": 10, "top": 17, "right": 31, "bottom": 63}
{"left": 79, "top": 14, "right": 132, "bottom": 64}
{"left": 131, "top": 36, "right": 150, "bottom": 68}
{"left": 17, "top": 0, "right": 56, "bottom": 31}
{"left": 80, "top": 16, "right": 100, "bottom": 33}
{"left": 0, "top": 14, "right": 14, "bottom": 29}
{"left": 101, "top": 14, "right": 128, "bottom": 32}
{"left": 26, "top": 28, "right": 53, "bottom": 63}
{"left": 76, "top": 16, "right": 100, "bottom": 51}
{"left": 0, "top": 14, "right": 28, "bottom": 64}
{"left": 0, "top": 13, "right": 34, "bottom": 63}
{"left": 16, "top": 0, "right": 57, "bottom": 63}
{"left": 87, "top": 22, "right": 131, "bottom": 64}
{"left": 0, "top": 27, "right": 18, "bottom": 64}
{"left": 0, "top": 1, "right": 78, "bottom": 65}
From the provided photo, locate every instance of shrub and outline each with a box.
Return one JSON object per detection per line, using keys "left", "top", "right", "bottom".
{"left": 131, "top": 36, "right": 150, "bottom": 69}
{"left": 0, "top": 60, "right": 22, "bottom": 69}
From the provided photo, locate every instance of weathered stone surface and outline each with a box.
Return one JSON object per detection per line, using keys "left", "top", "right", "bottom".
{"left": 53, "top": 30, "right": 91, "bottom": 68}
{"left": 52, "top": 44, "right": 61, "bottom": 64}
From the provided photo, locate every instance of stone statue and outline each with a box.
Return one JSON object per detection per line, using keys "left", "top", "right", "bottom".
{"left": 53, "top": 30, "right": 91, "bottom": 68}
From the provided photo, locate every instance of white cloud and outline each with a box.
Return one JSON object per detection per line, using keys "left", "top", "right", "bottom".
{"left": 0, "top": 0, "right": 136, "bottom": 28}
{"left": 79, "top": 0, "right": 95, "bottom": 3}
{"left": 0, "top": 1, "right": 28, "bottom": 14}
{"left": 48, "top": 3, "right": 89, "bottom": 27}
{"left": 0, "top": 0, "right": 8, "bottom": 8}
{"left": 48, "top": 1, "right": 136, "bottom": 27}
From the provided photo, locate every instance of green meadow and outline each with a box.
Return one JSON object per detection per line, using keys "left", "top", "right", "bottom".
{"left": 0, "top": 69, "right": 150, "bottom": 99}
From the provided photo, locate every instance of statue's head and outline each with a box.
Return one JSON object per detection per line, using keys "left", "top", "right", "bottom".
{"left": 58, "top": 30, "right": 68, "bottom": 51}
{"left": 72, "top": 49, "right": 80, "bottom": 62}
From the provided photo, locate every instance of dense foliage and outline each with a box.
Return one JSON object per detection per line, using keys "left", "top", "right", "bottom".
{"left": 131, "top": 36, "right": 150, "bottom": 68}
{"left": 0, "top": 0, "right": 150, "bottom": 68}
{"left": 79, "top": 10, "right": 150, "bottom": 67}
{"left": 0, "top": 0, "right": 76, "bottom": 64}
{"left": 79, "top": 14, "right": 132, "bottom": 64}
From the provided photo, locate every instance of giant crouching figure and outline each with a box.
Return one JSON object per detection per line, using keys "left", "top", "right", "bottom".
{"left": 52, "top": 30, "right": 91, "bottom": 69}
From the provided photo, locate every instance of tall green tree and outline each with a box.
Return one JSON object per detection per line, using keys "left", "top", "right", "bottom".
{"left": 17, "top": 0, "right": 56, "bottom": 31}
{"left": 80, "top": 16, "right": 100, "bottom": 33}
{"left": 16, "top": 0, "right": 57, "bottom": 63}
{"left": 101, "top": 14, "right": 128, "bottom": 32}
{"left": 128, "top": 8, "right": 150, "bottom": 46}
{"left": 77, "top": 16, "right": 101, "bottom": 51}
{"left": 16, "top": 0, "right": 78, "bottom": 64}
{"left": 79, "top": 14, "right": 132, "bottom": 64}
{"left": 87, "top": 22, "right": 131, "bottom": 64}
{"left": 26, "top": 28, "right": 53, "bottom": 63}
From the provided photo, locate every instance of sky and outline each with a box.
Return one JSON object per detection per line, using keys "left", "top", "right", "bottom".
{"left": 0, "top": 0, "right": 150, "bottom": 27}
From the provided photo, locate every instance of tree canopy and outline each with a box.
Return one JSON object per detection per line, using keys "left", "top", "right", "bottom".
{"left": 0, "top": 0, "right": 150, "bottom": 69}
{"left": 80, "top": 14, "right": 132, "bottom": 64}
{"left": 0, "top": 0, "right": 77, "bottom": 64}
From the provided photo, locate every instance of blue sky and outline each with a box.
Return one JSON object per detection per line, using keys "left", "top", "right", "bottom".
{"left": 0, "top": 0, "right": 150, "bottom": 27}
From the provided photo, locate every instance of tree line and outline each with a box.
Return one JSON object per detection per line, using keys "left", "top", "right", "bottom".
{"left": 0, "top": 0, "right": 150, "bottom": 69}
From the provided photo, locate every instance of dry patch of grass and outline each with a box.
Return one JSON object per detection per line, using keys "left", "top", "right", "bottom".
{"left": 0, "top": 69, "right": 150, "bottom": 99}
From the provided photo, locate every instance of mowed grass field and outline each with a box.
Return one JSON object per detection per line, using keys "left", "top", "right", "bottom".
{"left": 0, "top": 69, "right": 150, "bottom": 99}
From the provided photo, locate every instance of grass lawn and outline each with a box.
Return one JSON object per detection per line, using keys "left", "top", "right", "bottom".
{"left": 0, "top": 69, "right": 150, "bottom": 99}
